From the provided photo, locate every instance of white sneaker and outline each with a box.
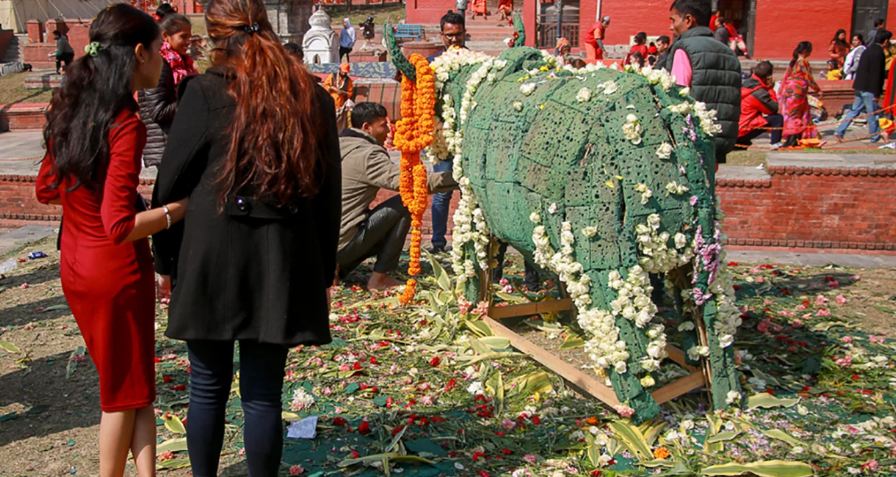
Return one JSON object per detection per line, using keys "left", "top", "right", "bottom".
{"left": 769, "top": 142, "right": 783, "bottom": 150}
{"left": 878, "top": 142, "right": 896, "bottom": 150}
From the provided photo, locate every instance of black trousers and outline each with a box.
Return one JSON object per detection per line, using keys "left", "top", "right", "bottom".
{"left": 55, "top": 51, "right": 74, "bottom": 73}
{"left": 339, "top": 46, "right": 352, "bottom": 61}
{"left": 337, "top": 194, "right": 411, "bottom": 278}
{"left": 736, "top": 114, "right": 784, "bottom": 146}
{"left": 493, "top": 242, "right": 541, "bottom": 289}
{"left": 186, "top": 340, "right": 288, "bottom": 477}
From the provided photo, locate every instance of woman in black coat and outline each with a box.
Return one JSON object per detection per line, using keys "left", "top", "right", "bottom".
{"left": 151, "top": 0, "right": 340, "bottom": 474}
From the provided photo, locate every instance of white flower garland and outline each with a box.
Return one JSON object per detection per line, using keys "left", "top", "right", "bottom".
{"left": 635, "top": 213, "right": 694, "bottom": 274}
{"left": 444, "top": 56, "right": 508, "bottom": 282}
{"left": 608, "top": 266, "right": 667, "bottom": 376}
{"left": 530, "top": 215, "right": 629, "bottom": 377}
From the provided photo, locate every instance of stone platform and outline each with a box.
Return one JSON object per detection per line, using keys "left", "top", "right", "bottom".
{"left": 719, "top": 153, "right": 896, "bottom": 250}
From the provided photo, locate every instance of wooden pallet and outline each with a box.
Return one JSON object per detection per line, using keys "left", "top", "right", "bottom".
{"left": 483, "top": 297, "right": 712, "bottom": 409}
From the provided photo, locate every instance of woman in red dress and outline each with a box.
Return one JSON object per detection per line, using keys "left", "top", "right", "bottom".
{"left": 35, "top": 5, "right": 188, "bottom": 476}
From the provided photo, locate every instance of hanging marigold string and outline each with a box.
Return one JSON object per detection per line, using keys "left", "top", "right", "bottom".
{"left": 393, "top": 54, "right": 436, "bottom": 304}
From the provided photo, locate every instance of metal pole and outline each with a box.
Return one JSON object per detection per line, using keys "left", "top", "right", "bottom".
{"left": 556, "top": 0, "right": 563, "bottom": 44}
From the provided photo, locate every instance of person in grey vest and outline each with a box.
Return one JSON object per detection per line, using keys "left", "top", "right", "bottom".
{"left": 665, "top": 0, "right": 741, "bottom": 166}
{"left": 866, "top": 18, "right": 884, "bottom": 47}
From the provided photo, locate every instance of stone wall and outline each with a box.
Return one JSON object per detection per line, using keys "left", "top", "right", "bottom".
{"left": 23, "top": 18, "right": 91, "bottom": 69}
{"left": 4, "top": 153, "right": 895, "bottom": 252}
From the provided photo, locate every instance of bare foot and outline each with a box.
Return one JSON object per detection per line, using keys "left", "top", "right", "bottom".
{"left": 367, "top": 272, "right": 403, "bottom": 290}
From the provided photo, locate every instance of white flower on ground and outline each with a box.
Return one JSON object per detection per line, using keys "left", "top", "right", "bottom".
{"left": 289, "top": 388, "right": 315, "bottom": 411}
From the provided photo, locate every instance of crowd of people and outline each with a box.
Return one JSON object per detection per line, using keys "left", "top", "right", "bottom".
{"left": 30, "top": 0, "right": 896, "bottom": 475}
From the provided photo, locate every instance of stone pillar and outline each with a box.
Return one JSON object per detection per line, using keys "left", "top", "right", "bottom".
{"left": 264, "top": 0, "right": 313, "bottom": 43}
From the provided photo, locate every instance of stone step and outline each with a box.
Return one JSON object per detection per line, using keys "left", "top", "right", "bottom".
{"left": 24, "top": 70, "right": 61, "bottom": 89}
{"left": 0, "top": 224, "right": 56, "bottom": 257}
{"left": 0, "top": 103, "right": 49, "bottom": 132}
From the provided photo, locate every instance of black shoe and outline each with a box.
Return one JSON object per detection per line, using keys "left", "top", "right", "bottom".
{"left": 428, "top": 245, "right": 447, "bottom": 255}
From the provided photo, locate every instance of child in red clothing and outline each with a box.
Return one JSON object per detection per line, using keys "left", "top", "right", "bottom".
{"left": 36, "top": 5, "right": 188, "bottom": 476}
{"left": 625, "top": 32, "right": 649, "bottom": 67}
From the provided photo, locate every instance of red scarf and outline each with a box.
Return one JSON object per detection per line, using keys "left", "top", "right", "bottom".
{"left": 161, "top": 41, "right": 197, "bottom": 86}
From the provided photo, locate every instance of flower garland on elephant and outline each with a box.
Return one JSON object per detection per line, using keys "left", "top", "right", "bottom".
{"left": 393, "top": 54, "right": 436, "bottom": 304}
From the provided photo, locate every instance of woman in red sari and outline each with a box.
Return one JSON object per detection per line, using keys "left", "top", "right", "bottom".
{"left": 471, "top": 0, "right": 489, "bottom": 20}
{"left": 780, "top": 41, "right": 821, "bottom": 147}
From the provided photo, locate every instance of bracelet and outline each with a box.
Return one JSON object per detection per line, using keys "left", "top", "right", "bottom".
{"left": 162, "top": 204, "right": 172, "bottom": 230}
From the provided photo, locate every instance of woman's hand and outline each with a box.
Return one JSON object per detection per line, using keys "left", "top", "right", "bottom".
{"left": 157, "top": 274, "right": 172, "bottom": 304}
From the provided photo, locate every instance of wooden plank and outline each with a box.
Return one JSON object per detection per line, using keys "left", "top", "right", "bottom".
{"left": 665, "top": 345, "right": 700, "bottom": 373}
{"left": 651, "top": 371, "right": 706, "bottom": 405}
{"left": 488, "top": 298, "right": 574, "bottom": 320}
{"left": 482, "top": 316, "right": 621, "bottom": 407}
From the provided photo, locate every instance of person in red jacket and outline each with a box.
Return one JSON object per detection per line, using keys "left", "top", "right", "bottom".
{"left": 737, "top": 60, "right": 783, "bottom": 148}
{"left": 625, "top": 32, "right": 649, "bottom": 67}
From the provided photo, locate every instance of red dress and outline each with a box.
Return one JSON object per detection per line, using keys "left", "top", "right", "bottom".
{"left": 36, "top": 108, "right": 156, "bottom": 412}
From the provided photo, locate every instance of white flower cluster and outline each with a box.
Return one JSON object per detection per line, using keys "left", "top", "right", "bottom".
{"left": 693, "top": 101, "right": 723, "bottom": 136}
{"left": 725, "top": 390, "right": 741, "bottom": 404}
{"left": 687, "top": 345, "right": 709, "bottom": 361}
{"left": 622, "top": 113, "right": 642, "bottom": 144}
{"left": 608, "top": 266, "right": 667, "bottom": 375}
{"left": 656, "top": 142, "right": 674, "bottom": 159}
{"left": 597, "top": 80, "right": 619, "bottom": 95}
{"left": 634, "top": 183, "right": 652, "bottom": 205}
{"left": 520, "top": 82, "right": 537, "bottom": 96}
{"left": 668, "top": 101, "right": 692, "bottom": 115}
{"left": 637, "top": 65, "right": 677, "bottom": 91}
{"left": 664, "top": 181, "right": 689, "bottom": 195}
{"left": 575, "top": 87, "right": 592, "bottom": 103}
{"left": 708, "top": 255, "right": 741, "bottom": 349}
{"left": 562, "top": 61, "right": 607, "bottom": 74}
{"left": 635, "top": 213, "right": 694, "bottom": 274}
{"left": 289, "top": 388, "right": 315, "bottom": 411}
{"left": 530, "top": 215, "right": 629, "bottom": 376}
{"left": 429, "top": 47, "right": 490, "bottom": 90}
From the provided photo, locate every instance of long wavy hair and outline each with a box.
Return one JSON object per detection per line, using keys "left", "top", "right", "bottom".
{"left": 42, "top": 4, "right": 159, "bottom": 190}
{"left": 790, "top": 41, "right": 813, "bottom": 68}
{"left": 205, "top": 0, "right": 322, "bottom": 206}
{"left": 831, "top": 29, "right": 848, "bottom": 49}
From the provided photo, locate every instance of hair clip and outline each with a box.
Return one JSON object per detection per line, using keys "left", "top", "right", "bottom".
{"left": 84, "top": 41, "right": 103, "bottom": 57}
{"left": 242, "top": 23, "right": 261, "bottom": 34}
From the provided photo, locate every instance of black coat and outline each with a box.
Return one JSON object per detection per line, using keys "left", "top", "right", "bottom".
{"left": 152, "top": 68, "right": 342, "bottom": 346}
{"left": 138, "top": 61, "right": 177, "bottom": 168}
{"left": 853, "top": 43, "right": 886, "bottom": 97}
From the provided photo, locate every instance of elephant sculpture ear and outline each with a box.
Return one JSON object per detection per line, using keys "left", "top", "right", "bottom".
{"left": 385, "top": 23, "right": 417, "bottom": 81}
{"left": 511, "top": 12, "right": 526, "bottom": 47}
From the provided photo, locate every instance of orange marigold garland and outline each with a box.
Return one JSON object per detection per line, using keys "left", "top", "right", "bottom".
{"left": 394, "top": 54, "right": 436, "bottom": 304}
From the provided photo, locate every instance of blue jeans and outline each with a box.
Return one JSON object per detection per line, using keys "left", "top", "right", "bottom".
{"left": 835, "top": 91, "right": 881, "bottom": 141}
{"left": 431, "top": 159, "right": 454, "bottom": 249}
{"left": 186, "top": 340, "right": 288, "bottom": 477}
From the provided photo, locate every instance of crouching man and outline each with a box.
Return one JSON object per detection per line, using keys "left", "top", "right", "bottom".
{"left": 337, "top": 102, "right": 458, "bottom": 289}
